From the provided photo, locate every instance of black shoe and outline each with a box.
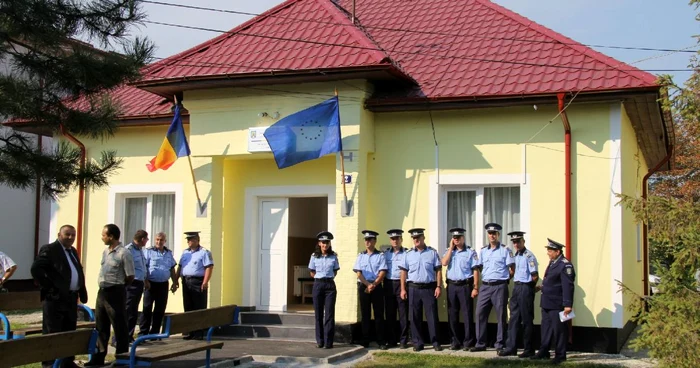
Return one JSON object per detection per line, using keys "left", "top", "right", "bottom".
{"left": 552, "top": 357, "right": 567, "bottom": 365}
{"left": 359, "top": 341, "right": 370, "bottom": 348}
{"left": 379, "top": 344, "right": 388, "bottom": 350}
{"left": 413, "top": 345, "right": 424, "bottom": 352}
{"left": 530, "top": 352, "right": 551, "bottom": 360}
{"left": 449, "top": 344, "right": 462, "bottom": 351}
{"left": 324, "top": 345, "right": 333, "bottom": 349}
{"left": 316, "top": 343, "right": 324, "bottom": 348}
{"left": 469, "top": 346, "right": 486, "bottom": 352}
{"left": 433, "top": 344, "right": 443, "bottom": 351}
{"left": 399, "top": 343, "right": 409, "bottom": 349}
{"left": 518, "top": 350, "right": 534, "bottom": 358}
{"left": 498, "top": 349, "right": 516, "bottom": 356}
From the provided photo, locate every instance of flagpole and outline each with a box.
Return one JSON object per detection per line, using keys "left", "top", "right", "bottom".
{"left": 175, "top": 95, "right": 204, "bottom": 213}
{"left": 335, "top": 88, "right": 349, "bottom": 215}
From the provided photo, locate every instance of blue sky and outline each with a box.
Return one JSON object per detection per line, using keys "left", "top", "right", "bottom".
{"left": 137, "top": 0, "right": 699, "bottom": 85}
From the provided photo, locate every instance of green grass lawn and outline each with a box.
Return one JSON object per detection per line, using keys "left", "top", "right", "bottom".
{"left": 354, "top": 352, "right": 624, "bottom": 367}
{"left": 4, "top": 308, "right": 42, "bottom": 315}
{"left": 15, "top": 354, "right": 115, "bottom": 368}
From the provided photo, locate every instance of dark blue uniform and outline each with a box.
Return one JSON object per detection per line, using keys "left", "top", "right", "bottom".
{"left": 308, "top": 243, "right": 340, "bottom": 349}
{"left": 504, "top": 247, "right": 538, "bottom": 355}
{"left": 384, "top": 246, "right": 409, "bottom": 347}
{"left": 538, "top": 253, "right": 575, "bottom": 360}
{"left": 443, "top": 245, "right": 479, "bottom": 349}
{"left": 353, "top": 243, "right": 388, "bottom": 347}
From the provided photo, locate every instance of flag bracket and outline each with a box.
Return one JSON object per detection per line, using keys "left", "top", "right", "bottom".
{"left": 341, "top": 199, "right": 354, "bottom": 217}
{"left": 196, "top": 202, "right": 208, "bottom": 218}
{"left": 342, "top": 152, "right": 353, "bottom": 162}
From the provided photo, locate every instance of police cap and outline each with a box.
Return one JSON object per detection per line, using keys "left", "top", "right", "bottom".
{"left": 362, "top": 230, "right": 379, "bottom": 239}
{"left": 386, "top": 229, "right": 404, "bottom": 238}
{"left": 507, "top": 231, "right": 526, "bottom": 241}
{"left": 408, "top": 228, "right": 425, "bottom": 238}
{"left": 449, "top": 227, "right": 466, "bottom": 237}
{"left": 545, "top": 238, "right": 565, "bottom": 250}
{"left": 184, "top": 231, "right": 200, "bottom": 239}
{"left": 317, "top": 231, "right": 334, "bottom": 241}
{"left": 485, "top": 223, "right": 502, "bottom": 232}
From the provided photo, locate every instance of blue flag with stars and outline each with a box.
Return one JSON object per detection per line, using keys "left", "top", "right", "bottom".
{"left": 263, "top": 96, "right": 343, "bottom": 169}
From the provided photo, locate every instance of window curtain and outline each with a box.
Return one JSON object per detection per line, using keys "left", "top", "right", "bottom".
{"left": 447, "top": 191, "right": 477, "bottom": 248}
{"left": 483, "top": 187, "right": 520, "bottom": 245}
{"left": 124, "top": 197, "right": 147, "bottom": 244}
{"left": 151, "top": 194, "right": 175, "bottom": 249}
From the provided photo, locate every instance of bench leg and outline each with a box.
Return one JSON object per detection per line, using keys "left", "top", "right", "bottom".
{"left": 206, "top": 349, "right": 211, "bottom": 368}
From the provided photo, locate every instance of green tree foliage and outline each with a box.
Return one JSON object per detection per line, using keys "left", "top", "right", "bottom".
{"left": 618, "top": 195, "right": 700, "bottom": 368}
{"left": 0, "top": 0, "right": 154, "bottom": 198}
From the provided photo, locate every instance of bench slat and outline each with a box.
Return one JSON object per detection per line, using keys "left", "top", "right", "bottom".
{"left": 10, "top": 321, "right": 96, "bottom": 336}
{"left": 115, "top": 340, "right": 224, "bottom": 362}
{"left": 0, "top": 291, "right": 42, "bottom": 311}
{"left": 0, "top": 329, "right": 94, "bottom": 368}
{"left": 168, "top": 305, "right": 236, "bottom": 336}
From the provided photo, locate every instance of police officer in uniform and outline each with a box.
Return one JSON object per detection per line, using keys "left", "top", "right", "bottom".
{"left": 499, "top": 231, "right": 539, "bottom": 358}
{"left": 308, "top": 231, "right": 340, "bottom": 349}
{"left": 399, "top": 228, "right": 443, "bottom": 352}
{"left": 139, "top": 232, "right": 178, "bottom": 337}
{"left": 353, "top": 230, "right": 388, "bottom": 349}
{"left": 532, "top": 238, "right": 575, "bottom": 365}
{"left": 383, "top": 229, "right": 410, "bottom": 349}
{"left": 471, "top": 223, "right": 514, "bottom": 352}
{"left": 441, "top": 227, "right": 480, "bottom": 351}
{"left": 176, "top": 231, "right": 214, "bottom": 340}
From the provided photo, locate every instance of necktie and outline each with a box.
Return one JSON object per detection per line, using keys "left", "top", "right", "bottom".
{"left": 66, "top": 249, "right": 80, "bottom": 268}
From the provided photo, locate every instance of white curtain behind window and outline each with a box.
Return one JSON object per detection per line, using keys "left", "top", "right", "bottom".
{"left": 447, "top": 191, "right": 477, "bottom": 248}
{"left": 151, "top": 194, "right": 175, "bottom": 248}
{"left": 124, "top": 197, "right": 147, "bottom": 243}
{"left": 484, "top": 187, "right": 520, "bottom": 245}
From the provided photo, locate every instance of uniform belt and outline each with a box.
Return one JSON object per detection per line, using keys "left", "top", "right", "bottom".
{"left": 514, "top": 281, "right": 534, "bottom": 286}
{"left": 315, "top": 278, "right": 334, "bottom": 282}
{"left": 482, "top": 280, "right": 508, "bottom": 286}
{"left": 183, "top": 276, "right": 204, "bottom": 280}
{"left": 407, "top": 282, "right": 437, "bottom": 289}
{"left": 446, "top": 279, "right": 473, "bottom": 286}
{"left": 385, "top": 278, "right": 400, "bottom": 282}
{"left": 359, "top": 280, "right": 376, "bottom": 284}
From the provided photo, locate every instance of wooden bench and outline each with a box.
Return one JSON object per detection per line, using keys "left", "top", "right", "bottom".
{"left": 115, "top": 304, "right": 238, "bottom": 368}
{"left": 0, "top": 291, "right": 95, "bottom": 340}
{"left": 0, "top": 328, "right": 98, "bottom": 368}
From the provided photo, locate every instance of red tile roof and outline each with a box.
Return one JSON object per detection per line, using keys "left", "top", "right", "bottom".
{"left": 121, "top": 0, "right": 660, "bottom": 117}
{"left": 140, "top": 0, "right": 393, "bottom": 83}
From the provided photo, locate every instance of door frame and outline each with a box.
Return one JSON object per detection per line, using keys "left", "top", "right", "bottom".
{"left": 243, "top": 185, "right": 336, "bottom": 308}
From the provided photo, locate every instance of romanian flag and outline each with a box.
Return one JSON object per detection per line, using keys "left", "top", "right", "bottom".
{"left": 146, "top": 105, "right": 190, "bottom": 172}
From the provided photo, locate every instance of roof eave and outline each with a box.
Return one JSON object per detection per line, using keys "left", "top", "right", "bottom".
{"left": 132, "top": 65, "right": 415, "bottom": 98}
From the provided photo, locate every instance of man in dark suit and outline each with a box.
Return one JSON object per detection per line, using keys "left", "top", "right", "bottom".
{"left": 31, "top": 224, "right": 88, "bottom": 368}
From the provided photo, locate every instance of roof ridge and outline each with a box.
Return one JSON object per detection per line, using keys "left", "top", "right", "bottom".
{"left": 143, "top": 0, "right": 304, "bottom": 77}
{"left": 474, "top": 0, "right": 658, "bottom": 88}
{"left": 319, "top": 0, "right": 390, "bottom": 63}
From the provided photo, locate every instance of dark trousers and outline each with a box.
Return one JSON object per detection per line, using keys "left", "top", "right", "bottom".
{"left": 384, "top": 279, "right": 409, "bottom": 345}
{"left": 539, "top": 308, "right": 568, "bottom": 359}
{"left": 139, "top": 281, "right": 169, "bottom": 336}
{"left": 93, "top": 285, "right": 128, "bottom": 362}
{"left": 182, "top": 276, "right": 208, "bottom": 338}
{"left": 41, "top": 292, "right": 79, "bottom": 368}
{"left": 408, "top": 285, "right": 439, "bottom": 347}
{"left": 358, "top": 283, "right": 385, "bottom": 344}
{"left": 506, "top": 283, "right": 535, "bottom": 352}
{"left": 312, "top": 280, "right": 336, "bottom": 347}
{"left": 125, "top": 280, "right": 144, "bottom": 340}
{"left": 475, "top": 282, "right": 509, "bottom": 349}
{"left": 446, "top": 282, "right": 475, "bottom": 348}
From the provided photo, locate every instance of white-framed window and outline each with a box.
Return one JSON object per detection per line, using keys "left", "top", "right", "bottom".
{"left": 108, "top": 184, "right": 184, "bottom": 254}
{"left": 430, "top": 174, "right": 530, "bottom": 255}
{"left": 446, "top": 186, "right": 520, "bottom": 247}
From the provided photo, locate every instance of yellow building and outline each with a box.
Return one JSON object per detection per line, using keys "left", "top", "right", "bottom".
{"left": 34, "top": 0, "right": 673, "bottom": 353}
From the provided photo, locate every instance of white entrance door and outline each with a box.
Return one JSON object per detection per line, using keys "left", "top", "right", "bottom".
{"left": 258, "top": 198, "right": 289, "bottom": 311}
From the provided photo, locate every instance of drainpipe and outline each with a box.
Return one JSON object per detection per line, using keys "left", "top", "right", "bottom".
{"left": 34, "top": 135, "right": 43, "bottom": 257}
{"left": 641, "top": 146, "right": 673, "bottom": 295}
{"left": 59, "top": 125, "right": 86, "bottom": 259}
{"left": 557, "top": 93, "right": 572, "bottom": 261}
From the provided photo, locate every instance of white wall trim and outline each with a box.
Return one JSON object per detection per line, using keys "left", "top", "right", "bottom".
{"left": 610, "top": 103, "right": 624, "bottom": 328}
{"left": 49, "top": 200, "right": 58, "bottom": 248}
{"left": 107, "top": 183, "right": 184, "bottom": 255}
{"left": 242, "top": 185, "right": 336, "bottom": 307}
{"left": 429, "top": 174, "right": 531, "bottom": 254}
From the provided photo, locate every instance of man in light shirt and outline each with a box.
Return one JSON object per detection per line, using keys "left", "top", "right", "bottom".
{"left": 0, "top": 250, "right": 17, "bottom": 291}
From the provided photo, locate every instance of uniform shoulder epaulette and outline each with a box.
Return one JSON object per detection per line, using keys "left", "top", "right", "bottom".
{"left": 563, "top": 258, "right": 570, "bottom": 263}
{"left": 332, "top": 251, "right": 338, "bottom": 256}
{"left": 482, "top": 244, "right": 488, "bottom": 249}
{"left": 525, "top": 250, "right": 532, "bottom": 258}
{"left": 427, "top": 246, "right": 434, "bottom": 250}
{"left": 407, "top": 248, "right": 414, "bottom": 252}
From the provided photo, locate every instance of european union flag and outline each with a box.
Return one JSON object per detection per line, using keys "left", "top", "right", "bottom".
{"left": 264, "top": 96, "right": 343, "bottom": 169}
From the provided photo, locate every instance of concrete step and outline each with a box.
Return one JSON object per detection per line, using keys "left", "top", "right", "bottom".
{"left": 222, "top": 324, "right": 317, "bottom": 340}
{"left": 239, "top": 312, "right": 315, "bottom": 325}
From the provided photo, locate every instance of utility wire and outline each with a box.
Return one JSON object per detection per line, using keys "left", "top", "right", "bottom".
{"left": 141, "top": 0, "right": 699, "bottom": 54}
{"left": 144, "top": 20, "right": 694, "bottom": 73}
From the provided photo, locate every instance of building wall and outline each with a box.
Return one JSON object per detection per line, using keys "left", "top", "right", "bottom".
{"left": 620, "top": 103, "right": 649, "bottom": 323}
{"left": 366, "top": 103, "right": 619, "bottom": 328}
